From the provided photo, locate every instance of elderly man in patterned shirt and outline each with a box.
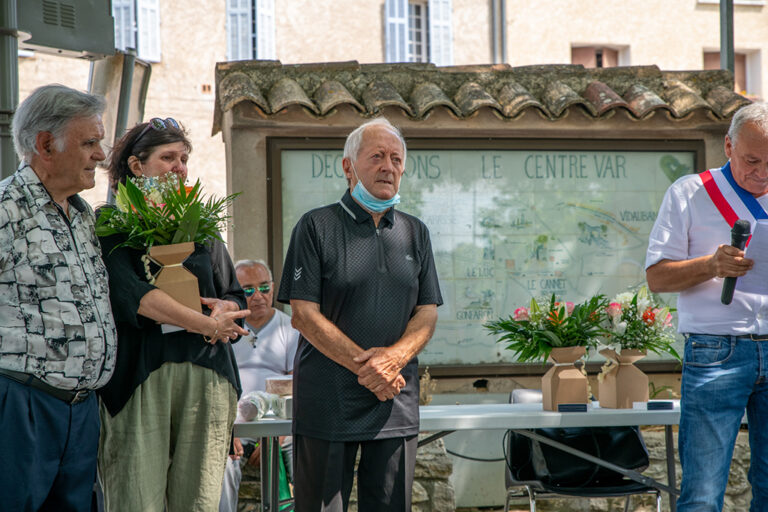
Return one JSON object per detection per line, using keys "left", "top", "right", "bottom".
{"left": 0, "top": 84, "right": 117, "bottom": 511}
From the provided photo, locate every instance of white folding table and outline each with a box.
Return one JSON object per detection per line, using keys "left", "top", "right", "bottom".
{"left": 234, "top": 401, "right": 683, "bottom": 512}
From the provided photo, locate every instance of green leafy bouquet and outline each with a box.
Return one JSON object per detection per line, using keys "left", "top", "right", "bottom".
{"left": 603, "top": 286, "right": 680, "bottom": 358}
{"left": 485, "top": 294, "right": 608, "bottom": 362}
{"left": 96, "top": 172, "right": 238, "bottom": 250}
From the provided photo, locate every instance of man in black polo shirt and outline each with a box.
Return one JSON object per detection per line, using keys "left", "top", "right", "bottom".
{"left": 278, "top": 118, "right": 442, "bottom": 512}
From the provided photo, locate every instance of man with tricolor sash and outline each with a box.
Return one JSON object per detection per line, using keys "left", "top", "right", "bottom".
{"left": 646, "top": 102, "right": 768, "bottom": 512}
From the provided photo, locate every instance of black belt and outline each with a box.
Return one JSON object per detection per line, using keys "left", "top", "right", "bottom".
{"left": 0, "top": 368, "right": 91, "bottom": 405}
{"left": 737, "top": 334, "right": 768, "bottom": 342}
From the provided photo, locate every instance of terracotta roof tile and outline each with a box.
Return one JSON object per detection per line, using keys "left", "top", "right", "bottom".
{"left": 411, "top": 82, "right": 459, "bottom": 118}
{"left": 496, "top": 80, "right": 544, "bottom": 118}
{"left": 661, "top": 79, "right": 712, "bottom": 118}
{"left": 583, "top": 80, "right": 629, "bottom": 116}
{"left": 543, "top": 80, "right": 594, "bottom": 118}
{"left": 313, "top": 80, "right": 363, "bottom": 115}
{"left": 217, "top": 71, "right": 268, "bottom": 114}
{"left": 213, "top": 60, "right": 751, "bottom": 134}
{"left": 362, "top": 79, "right": 413, "bottom": 116}
{"left": 707, "top": 85, "right": 749, "bottom": 118}
{"left": 268, "top": 77, "right": 317, "bottom": 114}
{"left": 623, "top": 83, "right": 668, "bottom": 118}
{"left": 454, "top": 81, "right": 501, "bottom": 116}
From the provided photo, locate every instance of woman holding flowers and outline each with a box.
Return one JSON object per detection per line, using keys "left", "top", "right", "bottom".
{"left": 96, "top": 118, "right": 250, "bottom": 511}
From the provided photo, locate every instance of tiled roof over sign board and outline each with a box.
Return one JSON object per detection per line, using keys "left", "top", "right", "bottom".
{"left": 213, "top": 60, "right": 750, "bottom": 134}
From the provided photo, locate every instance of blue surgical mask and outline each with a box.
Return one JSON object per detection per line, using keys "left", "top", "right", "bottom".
{"left": 349, "top": 162, "right": 400, "bottom": 213}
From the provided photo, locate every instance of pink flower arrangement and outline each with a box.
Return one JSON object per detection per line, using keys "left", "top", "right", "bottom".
{"left": 655, "top": 308, "right": 673, "bottom": 328}
{"left": 606, "top": 302, "right": 622, "bottom": 319}
{"left": 485, "top": 294, "right": 608, "bottom": 362}
{"left": 513, "top": 307, "right": 530, "bottom": 321}
{"left": 602, "top": 286, "right": 679, "bottom": 358}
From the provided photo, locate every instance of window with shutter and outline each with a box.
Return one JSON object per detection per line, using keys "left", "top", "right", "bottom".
{"left": 255, "top": 0, "right": 276, "bottom": 60}
{"left": 428, "top": 0, "right": 452, "bottom": 66}
{"left": 137, "top": 0, "right": 161, "bottom": 62}
{"left": 226, "top": 0, "right": 276, "bottom": 61}
{"left": 407, "top": 3, "right": 428, "bottom": 63}
{"left": 385, "top": 0, "right": 408, "bottom": 62}
{"left": 112, "top": 0, "right": 136, "bottom": 52}
{"left": 227, "top": 0, "right": 253, "bottom": 60}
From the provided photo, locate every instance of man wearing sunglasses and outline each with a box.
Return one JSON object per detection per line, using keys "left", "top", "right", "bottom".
{"left": 278, "top": 118, "right": 442, "bottom": 512}
{"left": 220, "top": 259, "right": 299, "bottom": 512}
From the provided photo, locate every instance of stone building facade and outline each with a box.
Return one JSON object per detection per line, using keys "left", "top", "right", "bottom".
{"left": 14, "top": 0, "right": 768, "bottom": 208}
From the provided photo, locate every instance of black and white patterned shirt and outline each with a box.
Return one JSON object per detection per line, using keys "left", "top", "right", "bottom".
{"left": 0, "top": 165, "right": 117, "bottom": 390}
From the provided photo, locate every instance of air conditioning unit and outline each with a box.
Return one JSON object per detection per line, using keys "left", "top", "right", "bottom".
{"left": 17, "top": 0, "right": 115, "bottom": 59}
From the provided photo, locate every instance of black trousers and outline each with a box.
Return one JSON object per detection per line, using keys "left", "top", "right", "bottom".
{"left": 0, "top": 376, "right": 100, "bottom": 512}
{"left": 293, "top": 433, "right": 418, "bottom": 512}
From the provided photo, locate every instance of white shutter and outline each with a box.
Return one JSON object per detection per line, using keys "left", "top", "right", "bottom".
{"left": 227, "top": 0, "right": 253, "bottom": 60}
{"left": 255, "top": 0, "right": 276, "bottom": 59}
{"left": 385, "top": 0, "right": 408, "bottom": 62}
{"left": 428, "top": 0, "right": 453, "bottom": 66}
{"left": 137, "top": 0, "right": 161, "bottom": 62}
{"left": 112, "top": 0, "right": 135, "bottom": 51}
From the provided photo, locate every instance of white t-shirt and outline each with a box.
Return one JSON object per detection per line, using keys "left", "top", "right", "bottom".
{"left": 232, "top": 309, "right": 299, "bottom": 394}
{"left": 646, "top": 170, "right": 768, "bottom": 334}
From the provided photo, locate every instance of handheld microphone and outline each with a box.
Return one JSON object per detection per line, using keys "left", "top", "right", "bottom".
{"left": 721, "top": 219, "right": 751, "bottom": 305}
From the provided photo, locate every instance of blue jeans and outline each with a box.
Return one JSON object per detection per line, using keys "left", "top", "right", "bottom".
{"left": 678, "top": 334, "right": 768, "bottom": 512}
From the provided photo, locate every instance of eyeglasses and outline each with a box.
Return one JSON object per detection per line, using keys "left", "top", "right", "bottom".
{"left": 243, "top": 284, "right": 272, "bottom": 297}
{"left": 133, "top": 117, "right": 180, "bottom": 146}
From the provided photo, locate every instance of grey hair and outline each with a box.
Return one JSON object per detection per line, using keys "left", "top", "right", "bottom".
{"left": 728, "top": 102, "right": 768, "bottom": 144}
{"left": 342, "top": 117, "right": 407, "bottom": 164}
{"left": 234, "top": 259, "right": 273, "bottom": 281}
{"left": 12, "top": 84, "right": 106, "bottom": 162}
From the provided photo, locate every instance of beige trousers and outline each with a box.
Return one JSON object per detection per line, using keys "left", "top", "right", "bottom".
{"left": 98, "top": 362, "right": 237, "bottom": 512}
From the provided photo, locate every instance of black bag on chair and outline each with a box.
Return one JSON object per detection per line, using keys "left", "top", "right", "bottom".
{"left": 507, "top": 426, "right": 650, "bottom": 488}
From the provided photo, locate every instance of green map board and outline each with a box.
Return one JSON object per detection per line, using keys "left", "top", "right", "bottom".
{"left": 279, "top": 147, "right": 695, "bottom": 365}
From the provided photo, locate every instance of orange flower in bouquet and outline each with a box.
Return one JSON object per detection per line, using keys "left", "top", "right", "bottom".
{"left": 95, "top": 172, "right": 238, "bottom": 251}
{"left": 485, "top": 294, "right": 608, "bottom": 362}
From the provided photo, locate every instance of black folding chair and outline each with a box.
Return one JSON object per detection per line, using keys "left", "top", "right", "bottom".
{"left": 503, "top": 389, "right": 662, "bottom": 512}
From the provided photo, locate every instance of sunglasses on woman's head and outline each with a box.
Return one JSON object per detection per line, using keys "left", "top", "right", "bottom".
{"left": 134, "top": 117, "right": 180, "bottom": 146}
{"left": 243, "top": 284, "right": 271, "bottom": 297}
